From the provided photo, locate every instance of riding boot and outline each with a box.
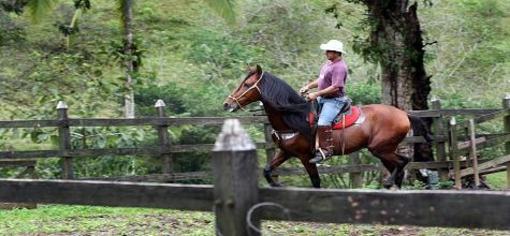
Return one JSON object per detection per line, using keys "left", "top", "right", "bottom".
{"left": 309, "top": 125, "right": 334, "bottom": 164}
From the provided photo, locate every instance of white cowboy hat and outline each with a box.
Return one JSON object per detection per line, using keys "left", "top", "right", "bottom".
{"left": 320, "top": 40, "right": 346, "bottom": 54}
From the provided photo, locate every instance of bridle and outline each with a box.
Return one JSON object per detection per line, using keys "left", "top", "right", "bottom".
{"left": 227, "top": 72, "right": 264, "bottom": 111}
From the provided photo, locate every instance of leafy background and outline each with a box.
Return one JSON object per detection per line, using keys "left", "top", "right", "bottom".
{"left": 0, "top": 0, "right": 509, "bottom": 185}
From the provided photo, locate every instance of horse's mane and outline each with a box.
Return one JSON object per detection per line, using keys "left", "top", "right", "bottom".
{"left": 258, "top": 72, "right": 312, "bottom": 138}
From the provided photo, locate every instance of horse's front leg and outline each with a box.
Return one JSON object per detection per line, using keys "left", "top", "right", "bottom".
{"left": 263, "top": 150, "right": 289, "bottom": 187}
{"left": 299, "top": 155, "right": 321, "bottom": 188}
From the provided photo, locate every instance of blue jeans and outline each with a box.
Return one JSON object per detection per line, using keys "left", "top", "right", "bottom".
{"left": 317, "top": 97, "right": 346, "bottom": 126}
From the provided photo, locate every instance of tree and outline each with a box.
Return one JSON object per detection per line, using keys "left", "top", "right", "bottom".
{"left": 7, "top": 0, "right": 139, "bottom": 118}
{"left": 328, "top": 1, "right": 433, "bottom": 162}
{"left": 363, "top": 0, "right": 432, "bottom": 161}
{"left": 352, "top": 0, "right": 431, "bottom": 111}
{"left": 118, "top": 0, "right": 135, "bottom": 118}
{"left": 372, "top": 1, "right": 430, "bottom": 112}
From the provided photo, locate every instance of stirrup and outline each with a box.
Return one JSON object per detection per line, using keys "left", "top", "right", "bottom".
{"left": 309, "top": 149, "right": 331, "bottom": 164}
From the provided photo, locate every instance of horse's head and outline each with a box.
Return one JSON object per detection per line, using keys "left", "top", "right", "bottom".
{"left": 223, "top": 65, "right": 264, "bottom": 112}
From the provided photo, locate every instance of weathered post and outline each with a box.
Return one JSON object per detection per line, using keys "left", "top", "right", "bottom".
{"left": 503, "top": 95, "right": 510, "bottom": 189}
{"left": 212, "top": 119, "right": 260, "bottom": 236}
{"left": 155, "top": 99, "right": 173, "bottom": 175}
{"left": 449, "top": 117, "right": 461, "bottom": 189}
{"left": 349, "top": 151, "right": 363, "bottom": 188}
{"left": 57, "top": 101, "right": 73, "bottom": 179}
{"left": 431, "top": 99, "right": 448, "bottom": 180}
{"left": 468, "top": 119, "right": 480, "bottom": 188}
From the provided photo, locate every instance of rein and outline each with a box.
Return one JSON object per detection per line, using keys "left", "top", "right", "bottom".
{"left": 228, "top": 72, "right": 264, "bottom": 111}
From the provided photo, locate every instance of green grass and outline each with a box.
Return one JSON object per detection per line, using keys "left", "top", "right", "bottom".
{"left": 0, "top": 205, "right": 213, "bottom": 235}
{"left": 486, "top": 172, "right": 508, "bottom": 190}
{"left": 1, "top": 205, "right": 509, "bottom": 235}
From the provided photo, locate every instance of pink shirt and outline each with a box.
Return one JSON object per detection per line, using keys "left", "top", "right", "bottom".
{"left": 318, "top": 59, "right": 348, "bottom": 97}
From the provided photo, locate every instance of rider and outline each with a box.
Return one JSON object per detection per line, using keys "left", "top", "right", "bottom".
{"left": 300, "top": 39, "right": 349, "bottom": 164}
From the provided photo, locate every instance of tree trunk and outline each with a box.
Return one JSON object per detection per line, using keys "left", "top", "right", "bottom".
{"left": 121, "top": 0, "right": 135, "bottom": 118}
{"left": 364, "top": 0, "right": 433, "bottom": 161}
{"left": 365, "top": 0, "right": 430, "bottom": 110}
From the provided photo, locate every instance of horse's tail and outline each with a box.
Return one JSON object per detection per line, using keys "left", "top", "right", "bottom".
{"left": 407, "top": 115, "right": 433, "bottom": 143}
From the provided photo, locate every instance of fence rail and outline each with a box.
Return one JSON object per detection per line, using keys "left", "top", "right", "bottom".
{"left": 0, "top": 116, "right": 269, "bottom": 128}
{"left": 1, "top": 97, "right": 510, "bottom": 188}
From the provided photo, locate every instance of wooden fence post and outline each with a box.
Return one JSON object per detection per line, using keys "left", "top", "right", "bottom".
{"left": 468, "top": 119, "right": 480, "bottom": 188}
{"left": 431, "top": 99, "right": 448, "bottom": 181}
{"left": 57, "top": 101, "right": 73, "bottom": 179}
{"left": 155, "top": 100, "right": 173, "bottom": 175}
{"left": 349, "top": 151, "right": 363, "bottom": 188}
{"left": 212, "top": 119, "right": 260, "bottom": 236}
{"left": 449, "top": 117, "right": 461, "bottom": 189}
{"left": 503, "top": 95, "right": 510, "bottom": 189}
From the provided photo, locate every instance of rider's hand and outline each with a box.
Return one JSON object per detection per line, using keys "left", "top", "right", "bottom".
{"left": 299, "top": 86, "right": 309, "bottom": 95}
{"left": 306, "top": 92, "right": 318, "bottom": 101}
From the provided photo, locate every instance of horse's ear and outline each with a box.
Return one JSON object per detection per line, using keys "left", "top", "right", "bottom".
{"left": 256, "top": 64, "right": 262, "bottom": 74}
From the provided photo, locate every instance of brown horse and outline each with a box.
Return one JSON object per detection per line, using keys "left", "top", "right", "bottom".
{"left": 223, "top": 65, "right": 431, "bottom": 189}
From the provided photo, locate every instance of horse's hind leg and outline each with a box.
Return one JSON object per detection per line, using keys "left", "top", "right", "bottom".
{"left": 299, "top": 156, "right": 321, "bottom": 188}
{"left": 379, "top": 159, "right": 397, "bottom": 189}
{"left": 263, "top": 150, "right": 289, "bottom": 187}
{"left": 393, "top": 154, "right": 410, "bottom": 187}
{"left": 374, "top": 152, "right": 410, "bottom": 189}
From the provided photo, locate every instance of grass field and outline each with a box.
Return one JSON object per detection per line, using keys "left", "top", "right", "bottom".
{"left": 0, "top": 161, "right": 507, "bottom": 235}
{"left": 0, "top": 204, "right": 509, "bottom": 236}
{"left": 486, "top": 172, "right": 508, "bottom": 190}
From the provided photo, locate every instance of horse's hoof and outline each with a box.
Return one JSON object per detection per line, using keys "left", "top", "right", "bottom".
{"left": 383, "top": 180, "right": 393, "bottom": 189}
{"left": 309, "top": 156, "right": 322, "bottom": 164}
{"left": 389, "top": 185, "right": 399, "bottom": 191}
{"left": 270, "top": 182, "right": 283, "bottom": 187}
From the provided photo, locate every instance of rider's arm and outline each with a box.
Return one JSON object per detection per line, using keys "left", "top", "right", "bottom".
{"left": 315, "top": 85, "right": 340, "bottom": 97}
{"left": 304, "top": 80, "right": 319, "bottom": 90}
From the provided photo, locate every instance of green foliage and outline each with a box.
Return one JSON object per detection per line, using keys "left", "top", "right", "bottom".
{"left": 172, "top": 126, "right": 218, "bottom": 174}
{"left": 1, "top": 0, "right": 509, "bottom": 186}
{"left": 348, "top": 81, "right": 380, "bottom": 105}
{"left": 207, "top": 0, "right": 236, "bottom": 25}
{"left": 422, "top": 0, "right": 510, "bottom": 102}
{"left": 403, "top": 179, "right": 427, "bottom": 190}
{"left": 134, "top": 82, "right": 187, "bottom": 116}
{"left": 183, "top": 29, "right": 260, "bottom": 80}
{"left": 1, "top": 0, "right": 29, "bottom": 15}
{"left": 437, "top": 180, "right": 454, "bottom": 189}
{"left": 25, "top": 0, "right": 58, "bottom": 23}
{"left": 0, "top": 7, "right": 25, "bottom": 45}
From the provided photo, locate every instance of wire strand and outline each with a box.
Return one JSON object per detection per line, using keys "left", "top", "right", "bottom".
{"left": 246, "top": 202, "right": 291, "bottom": 234}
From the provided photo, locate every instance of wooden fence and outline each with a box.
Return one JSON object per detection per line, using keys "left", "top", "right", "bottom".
{"left": 1, "top": 96, "right": 510, "bottom": 188}
{"left": 445, "top": 96, "right": 510, "bottom": 189}
{"left": 0, "top": 119, "right": 509, "bottom": 235}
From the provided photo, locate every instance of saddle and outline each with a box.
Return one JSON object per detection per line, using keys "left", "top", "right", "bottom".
{"left": 307, "top": 98, "right": 362, "bottom": 130}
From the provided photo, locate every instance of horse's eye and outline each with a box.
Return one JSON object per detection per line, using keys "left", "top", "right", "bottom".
{"left": 243, "top": 83, "right": 250, "bottom": 88}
